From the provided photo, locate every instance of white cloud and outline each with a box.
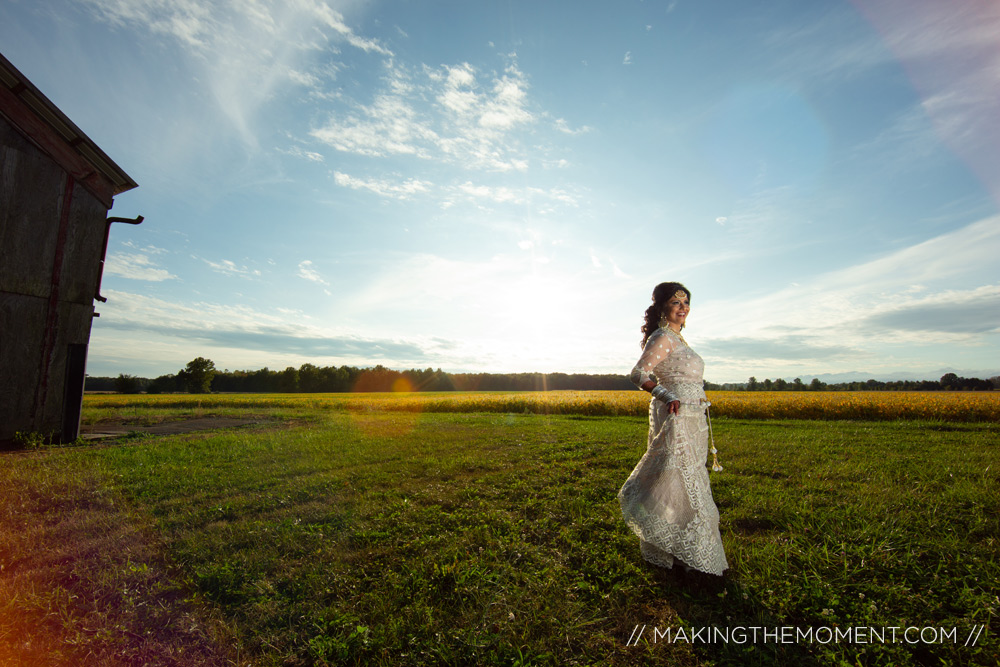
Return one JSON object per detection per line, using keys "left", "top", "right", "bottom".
{"left": 287, "top": 68, "right": 320, "bottom": 87}
{"left": 89, "top": 289, "right": 457, "bottom": 374}
{"left": 333, "top": 171, "right": 432, "bottom": 199}
{"left": 698, "top": 215, "right": 1000, "bottom": 354}
{"left": 623, "top": 51, "right": 633, "bottom": 65}
{"left": 537, "top": 188, "right": 578, "bottom": 206}
{"left": 122, "top": 240, "right": 168, "bottom": 254}
{"left": 457, "top": 182, "right": 519, "bottom": 204}
{"left": 311, "top": 58, "right": 541, "bottom": 171}
{"left": 202, "top": 258, "right": 261, "bottom": 278}
{"left": 861, "top": 285, "right": 1000, "bottom": 335}
{"left": 280, "top": 146, "right": 325, "bottom": 162}
{"left": 307, "top": 1, "right": 392, "bottom": 56}
{"left": 81, "top": 0, "right": 217, "bottom": 48}
{"left": 297, "top": 259, "right": 329, "bottom": 286}
{"left": 104, "top": 252, "right": 177, "bottom": 281}
{"left": 553, "top": 118, "right": 592, "bottom": 135}
{"left": 79, "top": 0, "right": 391, "bottom": 148}
{"left": 478, "top": 66, "right": 533, "bottom": 129}
{"left": 451, "top": 182, "right": 579, "bottom": 207}
{"left": 312, "top": 90, "right": 436, "bottom": 158}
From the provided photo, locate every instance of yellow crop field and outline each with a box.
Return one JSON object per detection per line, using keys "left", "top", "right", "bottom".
{"left": 83, "top": 390, "right": 1000, "bottom": 422}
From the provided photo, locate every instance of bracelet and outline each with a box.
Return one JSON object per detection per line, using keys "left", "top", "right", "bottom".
{"left": 651, "top": 385, "right": 678, "bottom": 404}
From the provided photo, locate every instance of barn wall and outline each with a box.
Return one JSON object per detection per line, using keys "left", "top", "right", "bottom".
{"left": 1, "top": 116, "right": 109, "bottom": 444}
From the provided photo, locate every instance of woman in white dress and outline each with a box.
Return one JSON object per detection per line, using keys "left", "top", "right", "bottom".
{"left": 618, "top": 282, "right": 728, "bottom": 576}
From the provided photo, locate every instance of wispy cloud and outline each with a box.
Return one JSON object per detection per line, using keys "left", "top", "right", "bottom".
{"left": 699, "top": 336, "right": 859, "bottom": 363}
{"left": 333, "top": 171, "right": 432, "bottom": 199}
{"left": 861, "top": 285, "right": 1000, "bottom": 335}
{"left": 699, "top": 215, "right": 1000, "bottom": 364}
{"left": 874, "top": 0, "right": 1000, "bottom": 200}
{"left": 104, "top": 252, "right": 177, "bottom": 282}
{"left": 841, "top": 104, "right": 943, "bottom": 176}
{"left": 623, "top": 51, "right": 633, "bottom": 65}
{"left": 457, "top": 182, "right": 520, "bottom": 204}
{"left": 450, "top": 182, "right": 579, "bottom": 207}
{"left": 761, "top": 8, "right": 891, "bottom": 84}
{"left": 93, "top": 290, "right": 445, "bottom": 367}
{"left": 81, "top": 0, "right": 218, "bottom": 48}
{"left": 329, "top": 172, "right": 580, "bottom": 208}
{"left": 715, "top": 186, "right": 804, "bottom": 245}
{"left": 79, "top": 0, "right": 390, "bottom": 147}
{"left": 121, "top": 240, "right": 167, "bottom": 254}
{"left": 770, "top": 1, "right": 1000, "bottom": 199}
{"left": 297, "top": 259, "right": 329, "bottom": 287}
{"left": 202, "top": 258, "right": 262, "bottom": 279}
{"left": 279, "top": 146, "right": 325, "bottom": 162}
{"left": 553, "top": 118, "right": 592, "bottom": 135}
{"left": 310, "top": 58, "right": 540, "bottom": 171}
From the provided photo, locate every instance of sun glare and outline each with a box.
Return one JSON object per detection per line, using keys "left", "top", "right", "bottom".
{"left": 483, "top": 273, "right": 574, "bottom": 369}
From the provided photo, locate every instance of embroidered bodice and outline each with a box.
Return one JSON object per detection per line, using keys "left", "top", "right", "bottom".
{"left": 629, "top": 328, "right": 706, "bottom": 404}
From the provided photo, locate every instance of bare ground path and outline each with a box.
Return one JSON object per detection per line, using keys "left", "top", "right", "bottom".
{"left": 81, "top": 417, "right": 266, "bottom": 440}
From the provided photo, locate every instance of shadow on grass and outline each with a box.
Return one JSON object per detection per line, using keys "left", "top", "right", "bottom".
{"left": 644, "top": 567, "right": 826, "bottom": 666}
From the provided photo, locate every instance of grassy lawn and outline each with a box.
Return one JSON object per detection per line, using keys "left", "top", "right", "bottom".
{"left": 1, "top": 400, "right": 997, "bottom": 665}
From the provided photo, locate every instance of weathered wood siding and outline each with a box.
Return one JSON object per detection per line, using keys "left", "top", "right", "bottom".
{"left": 1, "top": 116, "right": 109, "bottom": 444}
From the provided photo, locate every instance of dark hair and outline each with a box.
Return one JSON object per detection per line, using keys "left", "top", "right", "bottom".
{"left": 641, "top": 282, "right": 690, "bottom": 347}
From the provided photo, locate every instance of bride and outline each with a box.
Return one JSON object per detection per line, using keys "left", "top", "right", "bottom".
{"left": 618, "top": 282, "right": 728, "bottom": 575}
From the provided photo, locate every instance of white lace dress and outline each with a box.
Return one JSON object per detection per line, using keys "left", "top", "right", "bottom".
{"left": 618, "top": 327, "right": 728, "bottom": 575}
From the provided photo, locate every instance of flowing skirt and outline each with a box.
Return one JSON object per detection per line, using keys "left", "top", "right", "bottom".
{"left": 618, "top": 399, "right": 728, "bottom": 575}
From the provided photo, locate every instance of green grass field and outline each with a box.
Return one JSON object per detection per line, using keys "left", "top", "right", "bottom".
{"left": 1, "top": 394, "right": 998, "bottom": 665}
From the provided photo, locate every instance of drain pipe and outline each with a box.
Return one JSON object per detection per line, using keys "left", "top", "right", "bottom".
{"left": 95, "top": 215, "right": 144, "bottom": 305}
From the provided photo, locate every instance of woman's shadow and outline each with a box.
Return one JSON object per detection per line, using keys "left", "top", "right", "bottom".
{"left": 644, "top": 524, "right": 824, "bottom": 666}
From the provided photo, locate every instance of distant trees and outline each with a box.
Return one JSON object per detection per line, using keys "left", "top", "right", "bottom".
{"left": 729, "top": 373, "right": 994, "bottom": 391}
{"left": 146, "top": 374, "right": 182, "bottom": 394}
{"left": 277, "top": 366, "right": 299, "bottom": 393}
{"left": 114, "top": 373, "right": 141, "bottom": 394}
{"left": 177, "top": 357, "right": 216, "bottom": 394}
{"left": 85, "top": 361, "right": 996, "bottom": 394}
{"left": 939, "top": 372, "right": 993, "bottom": 391}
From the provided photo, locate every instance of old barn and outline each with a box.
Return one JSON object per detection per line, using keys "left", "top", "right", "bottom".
{"left": 1, "top": 52, "right": 140, "bottom": 447}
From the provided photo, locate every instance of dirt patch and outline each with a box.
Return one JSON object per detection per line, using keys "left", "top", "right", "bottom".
{"left": 81, "top": 417, "right": 266, "bottom": 440}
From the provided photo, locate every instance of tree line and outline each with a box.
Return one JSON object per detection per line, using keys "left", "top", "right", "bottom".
{"left": 89, "top": 358, "right": 636, "bottom": 394}
{"left": 722, "top": 373, "right": 997, "bottom": 392}
{"left": 89, "top": 359, "right": 997, "bottom": 394}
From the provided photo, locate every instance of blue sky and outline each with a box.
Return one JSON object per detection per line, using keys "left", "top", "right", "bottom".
{"left": 3, "top": 0, "right": 998, "bottom": 383}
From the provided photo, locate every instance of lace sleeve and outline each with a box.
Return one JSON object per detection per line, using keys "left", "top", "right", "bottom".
{"left": 629, "top": 329, "right": 677, "bottom": 388}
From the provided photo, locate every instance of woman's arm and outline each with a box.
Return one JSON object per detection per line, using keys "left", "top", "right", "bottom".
{"left": 630, "top": 332, "right": 681, "bottom": 414}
